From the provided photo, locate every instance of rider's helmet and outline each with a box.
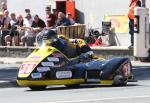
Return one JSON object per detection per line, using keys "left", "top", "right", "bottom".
{"left": 43, "top": 29, "right": 57, "bottom": 45}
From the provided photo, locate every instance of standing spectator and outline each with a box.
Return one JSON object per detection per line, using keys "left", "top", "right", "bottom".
{"left": 10, "top": 13, "right": 17, "bottom": 26}
{"left": 1, "top": 10, "right": 11, "bottom": 46}
{"left": 66, "top": 13, "right": 75, "bottom": 25}
{"left": 128, "top": 0, "right": 141, "bottom": 49}
{"left": 45, "top": 6, "right": 57, "bottom": 28}
{"left": 55, "top": 12, "right": 71, "bottom": 27}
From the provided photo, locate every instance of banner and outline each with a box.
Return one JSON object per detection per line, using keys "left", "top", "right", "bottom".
{"left": 104, "top": 15, "right": 129, "bottom": 33}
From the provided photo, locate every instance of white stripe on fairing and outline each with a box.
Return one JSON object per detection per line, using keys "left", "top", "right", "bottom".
{"left": 47, "top": 57, "right": 59, "bottom": 62}
{"left": 40, "top": 95, "right": 150, "bottom": 103}
{"left": 41, "top": 62, "right": 54, "bottom": 67}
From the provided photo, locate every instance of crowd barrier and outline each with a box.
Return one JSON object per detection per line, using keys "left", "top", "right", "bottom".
{"left": 57, "top": 24, "right": 86, "bottom": 38}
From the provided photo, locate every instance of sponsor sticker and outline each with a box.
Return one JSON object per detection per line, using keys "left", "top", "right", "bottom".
{"left": 37, "top": 67, "right": 50, "bottom": 72}
{"left": 41, "top": 62, "right": 54, "bottom": 67}
{"left": 56, "top": 71, "right": 72, "bottom": 79}
{"left": 47, "top": 57, "right": 59, "bottom": 62}
{"left": 52, "top": 53, "right": 63, "bottom": 57}
{"left": 31, "top": 73, "right": 42, "bottom": 79}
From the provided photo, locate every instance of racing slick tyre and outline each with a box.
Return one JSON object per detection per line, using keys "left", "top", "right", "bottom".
{"left": 29, "top": 86, "right": 47, "bottom": 90}
{"left": 65, "top": 84, "right": 80, "bottom": 88}
{"left": 112, "top": 75, "right": 127, "bottom": 86}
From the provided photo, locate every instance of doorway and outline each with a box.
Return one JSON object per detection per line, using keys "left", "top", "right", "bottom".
{"left": 56, "top": 1, "right": 66, "bottom": 14}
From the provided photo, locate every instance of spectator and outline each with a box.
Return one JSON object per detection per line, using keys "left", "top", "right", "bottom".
{"left": 128, "top": 0, "right": 141, "bottom": 49}
{"left": 0, "top": 12, "right": 3, "bottom": 25}
{"left": 1, "top": 2, "right": 7, "bottom": 12}
{"left": 1, "top": 10, "right": 11, "bottom": 46}
{"left": 45, "top": 6, "right": 57, "bottom": 28}
{"left": 9, "top": 15, "right": 24, "bottom": 46}
{"left": 25, "top": 9, "right": 31, "bottom": 14}
{"left": 66, "top": 13, "right": 75, "bottom": 25}
{"left": 32, "top": 14, "right": 46, "bottom": 32}
{"left": 10, "top": 13, "right": 17, "bottom": 26}
{"left": 3, "top": 10, "right": 11, "bottom": 25}
{"left": 16, "top": 15, "right": 24, "bottom": 27}
{"left": 21, "top": 13, "right": 33, "bottom": 46}
{"left": 52, "top": 9, "right": 58, "bottom": 18}
{"left": 32, "top": 14, "right": 46, "bottom": 46}
{"left": 0, "top": 12, "right": 4, "bottom": 46}
{"left": 55, "top": 12, "right": 71, "bottom": 27}
{"left": 22, "top": 13, "right": 33, "bottom": 45}
{"left": 23, "top": 13, "right": 33, "bottom": 28}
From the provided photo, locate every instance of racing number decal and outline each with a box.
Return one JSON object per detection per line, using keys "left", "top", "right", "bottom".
{"left": 19, "top": 64, "right": 36, "bottom": 74}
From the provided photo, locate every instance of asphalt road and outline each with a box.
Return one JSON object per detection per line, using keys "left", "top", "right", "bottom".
{"left": 0, "top": 62, "right": 150, "bottom": 103}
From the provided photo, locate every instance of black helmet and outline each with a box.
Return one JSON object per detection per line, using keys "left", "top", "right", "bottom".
{"left": 42, "top": 29, "right": 57, "bottom": 46}
{"left": 43, "top": 29, "right": 57, "bottom": 41}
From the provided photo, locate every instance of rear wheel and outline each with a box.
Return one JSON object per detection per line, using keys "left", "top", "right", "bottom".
{"left": 29, "top": 86, "right": 47, "bottom": 91}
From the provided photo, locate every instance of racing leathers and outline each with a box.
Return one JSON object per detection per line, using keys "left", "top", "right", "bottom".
{"left": 51, "top": 36, "right": 92, "bottom": 58}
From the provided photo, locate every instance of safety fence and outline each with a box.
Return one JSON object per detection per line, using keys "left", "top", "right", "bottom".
{"left": 57, "top": 24, "right": 86, "bottom": 38}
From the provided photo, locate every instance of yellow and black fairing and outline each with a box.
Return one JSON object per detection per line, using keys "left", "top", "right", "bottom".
{"left": 17, "top": 41, "right": 109, "bottom": 87}
{"left": 17, "top": 34, "right": 93, "bottom": 87}
{"left": 17, "top": 45, "right": 87, "bottom": 87}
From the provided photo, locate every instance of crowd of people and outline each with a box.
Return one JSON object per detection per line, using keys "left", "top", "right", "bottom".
{"left": 0, "top": 3, "right": 76, "bottom": 46}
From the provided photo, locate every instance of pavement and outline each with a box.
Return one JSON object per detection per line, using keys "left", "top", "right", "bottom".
{"left": 0, "top": 57, "right": 24, "bottom": 64}
{"left": 0, "top": 62, "right": 150, "bottom": 103}
{"left": 0, "top": 58, "right": 24, "bottom": 88}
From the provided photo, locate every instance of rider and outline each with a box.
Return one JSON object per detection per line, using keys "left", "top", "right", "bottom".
{"left": 42, "top": 29, "right": 93, "bottom": 58}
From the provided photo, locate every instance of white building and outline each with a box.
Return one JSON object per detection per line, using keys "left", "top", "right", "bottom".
{"left": 5, "top": 0, "right": 150, "bottom": 27}
{"left": 3, "top": 0, "right": 150, "bottom": 46}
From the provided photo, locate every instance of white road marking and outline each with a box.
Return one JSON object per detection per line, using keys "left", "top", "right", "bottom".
{"left": 42, "top": 95, "right": 150, "bottom": 103}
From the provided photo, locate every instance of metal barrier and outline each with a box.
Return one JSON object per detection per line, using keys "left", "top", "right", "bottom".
{"left": 57, "top": 24, "right": 86, "bottom": 38}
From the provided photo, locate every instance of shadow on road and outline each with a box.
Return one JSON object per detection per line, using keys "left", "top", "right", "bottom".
{"left": 26, "top": 83, "right": 139, "bottom": 92}
{"left": 133, "top": 66, "right": 150, "bottom": 80}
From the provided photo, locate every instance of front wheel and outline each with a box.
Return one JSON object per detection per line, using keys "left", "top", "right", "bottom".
{"left": 29, "top": 86, "right": 47, "bottom": 91}
{"left": 112, "top": 75, "right": 127, "bottom": 86}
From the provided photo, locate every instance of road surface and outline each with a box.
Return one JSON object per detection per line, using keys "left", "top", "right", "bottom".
{"left": 0, "top": 61, "right": 150, "bottom": 103}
